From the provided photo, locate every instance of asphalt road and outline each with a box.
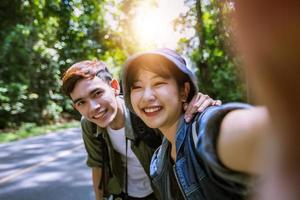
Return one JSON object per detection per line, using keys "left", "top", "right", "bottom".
{"left": 0, "top": 128, "right": 95, "bottom": 200}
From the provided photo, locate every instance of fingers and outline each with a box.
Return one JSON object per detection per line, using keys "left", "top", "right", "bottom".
{"left": 185, "top": 93, "right": 210, "bottom": 122}
{"left": 184, "top": 93, "right": 201, "bottom": 122}
{"left": 213, "top": 100, "right": 222, "bottom": 106}
{"left": 197, "top": 98, "right": 222, "bottom": 111}
{"left": 184, "top": 93, "right": 222, "bottom": 123}
{"left": 195, "top": 94, "right": 212, "bottom": 112}
{"left": 185, "top": 93, "right": 206, "bottom": 115}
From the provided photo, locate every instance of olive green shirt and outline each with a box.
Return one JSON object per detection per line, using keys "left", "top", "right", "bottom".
{"left": 81, "top": 102, "right": 160, "bottom": 198}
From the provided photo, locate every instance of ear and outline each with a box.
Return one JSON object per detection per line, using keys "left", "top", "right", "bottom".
{"left": 110, "top": 78, "right": 120, "bottom": 96}
{"left": 181, "top": 82, "right": 190, "bottom": 102}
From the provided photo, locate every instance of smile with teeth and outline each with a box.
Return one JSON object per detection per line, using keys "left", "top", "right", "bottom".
{"left": 93, "top": 108, "right": 106, "bottom": 119}
{"left": 143, "top": 106, "right": 162, "bottom": 113}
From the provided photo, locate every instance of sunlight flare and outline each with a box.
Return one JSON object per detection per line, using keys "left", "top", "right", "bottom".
{"left": 132, "top": 0, "right": 185, "bottom": 49}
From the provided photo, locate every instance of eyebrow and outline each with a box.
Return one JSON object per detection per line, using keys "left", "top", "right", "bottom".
{"left": 72, "top": 88, "right": 100, "bottom": 104}
{"left": 134, "top": 74, "right": 168, "bottom": 83}
{"left": 153, "top": 75, "right": 166, "bottom": 79}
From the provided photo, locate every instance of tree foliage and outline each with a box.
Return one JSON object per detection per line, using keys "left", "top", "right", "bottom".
{"left": 177, "top": 0, "right": 246, "bottom": 102}
{"left": 0, "top": 0, "right": 127, "bottom": 129}
{"left": 0, "top": 0, "right": 245, "bottom": 129}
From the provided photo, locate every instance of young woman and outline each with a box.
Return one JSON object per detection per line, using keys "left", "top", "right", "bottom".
{"left": 122, "top": 48, "right": 270, "bottom": 200}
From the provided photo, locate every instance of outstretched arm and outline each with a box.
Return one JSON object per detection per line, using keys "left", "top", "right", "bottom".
{"left": 217, "top": 106, "right": 271, "bottom": 174}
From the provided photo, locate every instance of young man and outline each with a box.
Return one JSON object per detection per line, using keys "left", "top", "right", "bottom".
{"left": 61, "top": 60, "right": 220, "bottom": 200}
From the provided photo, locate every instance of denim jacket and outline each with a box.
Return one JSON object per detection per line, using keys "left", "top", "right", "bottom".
{"left": 150, "top": 103, "right": 253, "bottom": 200}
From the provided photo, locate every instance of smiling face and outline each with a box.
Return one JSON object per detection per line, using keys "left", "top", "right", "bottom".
{"left": 70, "top": 76, "right": 120, "bottom": 128}
{"left": 130, "top": 69, "right": 189, "bottom": 133}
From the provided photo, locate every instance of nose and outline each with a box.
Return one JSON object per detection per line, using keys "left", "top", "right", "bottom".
{"left": 89, "top": 99, "right": 101, "bottom": 112}
{"left": 142, "top": 87, "right": 156, "bottom": 102}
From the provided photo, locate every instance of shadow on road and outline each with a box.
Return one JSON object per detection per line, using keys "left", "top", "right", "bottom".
{"left": 0, "top": 128, "right": 95, "bottom": 200}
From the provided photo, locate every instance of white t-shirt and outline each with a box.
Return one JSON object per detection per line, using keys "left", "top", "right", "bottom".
{"left": 107, "top": 126, "right": 153, "bottom": 198}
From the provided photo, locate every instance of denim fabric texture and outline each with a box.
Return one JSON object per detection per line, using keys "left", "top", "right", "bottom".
{"left": 150, "top": 103, "right": 253, "bottom": 200}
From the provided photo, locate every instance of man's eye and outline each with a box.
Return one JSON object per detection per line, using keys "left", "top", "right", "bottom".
{"left": 76, "top": 101, "right": 85, "bottom": 107}
{"left": 94, "top": 91, "right": 103, "bottom": 97}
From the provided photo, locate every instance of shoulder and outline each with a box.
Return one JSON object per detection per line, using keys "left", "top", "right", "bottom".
{"left": 190, "top": 103, "right": 251, "bottom": 138}
{"left": 187, "top": 103, "right": 254, "bottom": 189}
{"left": 193, "top": 103, "right": 252, "bottom": 180}
{"left": 194, "top": 102, "right": 252, "bottom": 149}
{"left": 196, "top": 103, "right": 252, "bottom": 126}
{"left": 80, "top": 117, "right": 97, "bottom": 136}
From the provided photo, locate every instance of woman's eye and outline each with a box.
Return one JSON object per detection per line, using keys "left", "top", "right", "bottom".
{"left": 131, "top": 85, "right": 142, "bottom": 90}
{"left": 154, "top": 82, "right": 166, "bottom": 86}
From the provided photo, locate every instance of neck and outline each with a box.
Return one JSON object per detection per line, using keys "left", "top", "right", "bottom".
{"left": 109, "top": 97, "right": 125, "bottom": 130}
{"left": 160, "top": 119, "right": 180, "bottom": 161}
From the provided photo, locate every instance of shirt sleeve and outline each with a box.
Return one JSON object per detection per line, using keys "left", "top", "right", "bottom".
{"left": 196, "top": 103, "right": 253, "bottom": 188}
{"left": 81, "top": 117, "right": 103, "bottom": 168}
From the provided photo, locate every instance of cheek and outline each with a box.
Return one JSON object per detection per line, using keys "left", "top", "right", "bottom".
{"left": 75, "top": 106, "right": 87, "bottom": 116}
{"left": 130, "top": 92, "right": 141, "bottom": 111}
{"left": 160, "top": 85, "right": 180, "bottom": 99}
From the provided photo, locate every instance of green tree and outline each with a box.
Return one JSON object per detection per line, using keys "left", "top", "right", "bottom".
{"left": 0, "top": 0, "right": 128, "bottom": 129}
{"left": 177, "top": 0, "right": 246, "bottom": 102}
{"left": 0, "top": 0, "right": 246, "bottom": 129}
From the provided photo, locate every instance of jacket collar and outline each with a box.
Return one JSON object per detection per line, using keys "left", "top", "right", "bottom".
{"left": 175, "top": 115, "right": 187, "bottom": 155}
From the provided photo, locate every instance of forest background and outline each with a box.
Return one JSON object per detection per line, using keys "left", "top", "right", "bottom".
{"left": 0, "top": 0, "right": 246, "bottom": 131}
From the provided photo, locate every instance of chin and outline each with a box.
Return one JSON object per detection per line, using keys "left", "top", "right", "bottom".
{"left": 143, "top": 120, "right": 162, "bottom": 129}
{"left": 97, "top": 122, "right": 110, "bottom": 128}
{"left": 92, "top": 116, "right": 113, "bottom": 128}
{"left": 91, "top": 120, "right": 107, "bottom": 128}
{"left": 145, "top": 123, "right": 157, "bottom": 129}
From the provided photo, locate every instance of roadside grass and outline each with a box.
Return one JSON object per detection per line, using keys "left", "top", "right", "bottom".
{"left": 0, "top": 121, "right": 80, "bottom": 143}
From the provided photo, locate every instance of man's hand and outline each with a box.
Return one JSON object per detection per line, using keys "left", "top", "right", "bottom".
{"left": 184, "top": 93, "right": 221, "bottom": 123}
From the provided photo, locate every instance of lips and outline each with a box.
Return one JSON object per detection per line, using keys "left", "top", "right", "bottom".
{"left": 92, "top": 108, "right": 107, "bottom": 119}
{"left": 142, "top": 106, "right": 162, "bottom": 117}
